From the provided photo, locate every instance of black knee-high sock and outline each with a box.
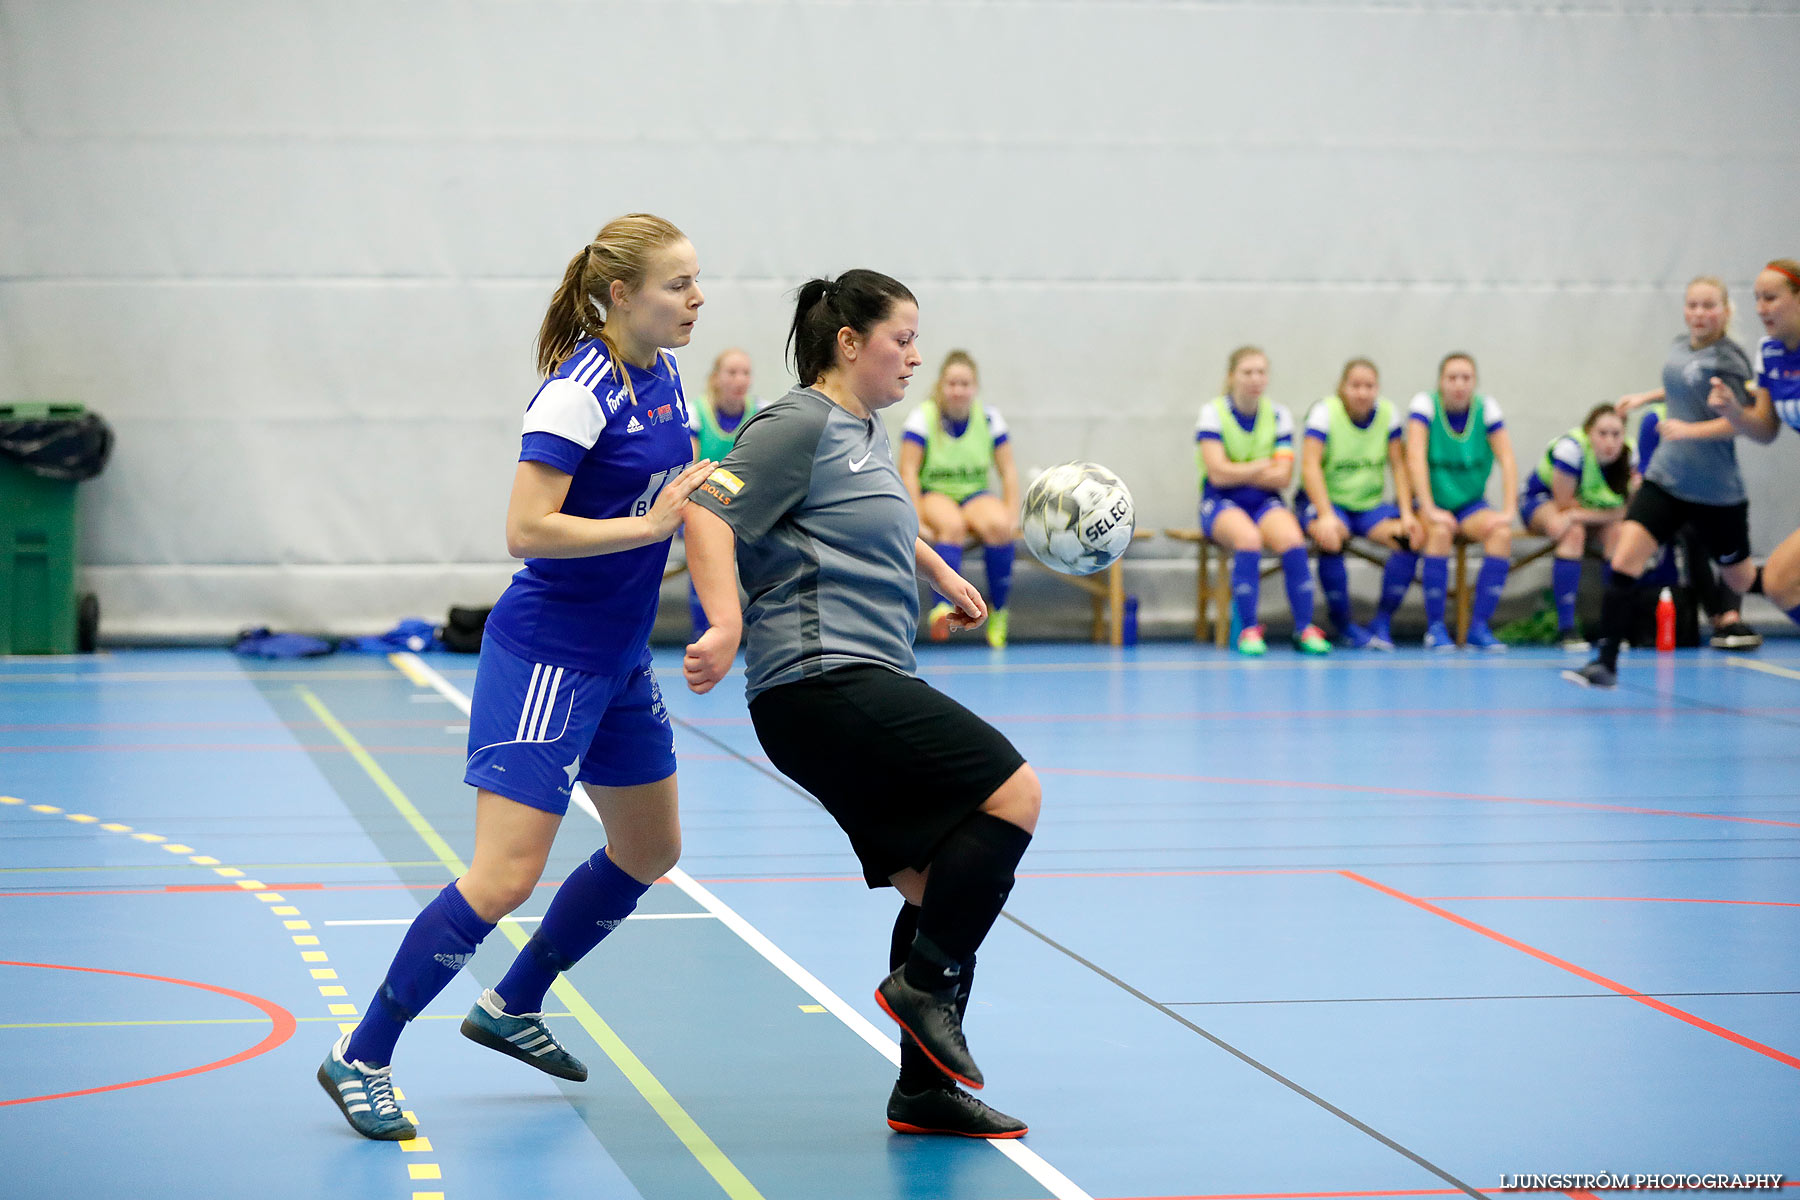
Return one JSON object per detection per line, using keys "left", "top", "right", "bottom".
{"left": 1597, "top": 569, "right": 1641, "bottom": 670}
{"left": 891, "top": 902, "right": 976, "bottom": 1091}
{"left": 905, "top": 812, "right": 1032, "bottom": 992}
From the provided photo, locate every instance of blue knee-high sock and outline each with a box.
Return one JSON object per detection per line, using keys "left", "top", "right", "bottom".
{"left": 983, "top": 542, "right": 1015, "bottom": 610}
{"left": 1281, "top": 547, "right": 1315, "bottom": 630}
{"left": 1233, "top": 550, "right": 1261, "bottom": 629}
{"left": 1470, "top": 555, "right": 1510, "bottom": 627}
{"left": 1552, "top": 557, "right": 1581, "bottom": 633}
{"left": 1422, "top": 555, "right": 1449, "bottom": 627}
{"left": 495, "top": 846, "right": 651, "bottom": 1015}
{"left": 1787, "top": 603, "right": 1800, "bottom": 629}
{"left": 1378, "top": 550, "right": 1418, "bottom": 617}
{"left": 687, "top": 578, "right": 709, "bottom": 637}
{"left": 1317, "top": 553, "right": 1350, "bottom": 632}
{"left": 933, "top": 543, "right": 964, "bottom": 606}
{"left": 346, "top": 881, "right": 495, "bottom": 1067}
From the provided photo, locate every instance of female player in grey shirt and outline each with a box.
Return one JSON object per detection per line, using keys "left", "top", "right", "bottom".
{"left": 1567, "top": 276, "right": 1757, "bottom": 688}
{"left": 683, "top": 270, "right": 1040, "bottom": 1140}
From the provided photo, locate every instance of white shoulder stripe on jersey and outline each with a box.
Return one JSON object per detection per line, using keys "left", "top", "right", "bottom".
{"left": 577, "top": 348, "right": 615, "bottom": 391}
{"left": 523, "top": 378, "right": 608, "bottom": 448}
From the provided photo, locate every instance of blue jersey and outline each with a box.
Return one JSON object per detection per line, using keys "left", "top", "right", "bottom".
{"left": 1756, "top": 336, "right": 1800, "bottom": 433}
{"left": 483, "top": 340, "right": 694, "bottom": 676}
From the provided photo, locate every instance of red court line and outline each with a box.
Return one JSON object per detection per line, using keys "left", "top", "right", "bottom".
{"left": 1036, "top": 765, "right": 1800, "bottom": 830}
{"left": 1088, "top": 1187, "right": 1800, "bottom": 1200}
{"left": 0, "top": 960, "right": 296, "bottom": 1106}
{"left": 1340, "top": 871, "right": 1800, "bottom": 1071}
{"left": 1422, "top": 895, "right": 1800, "bottom": 908}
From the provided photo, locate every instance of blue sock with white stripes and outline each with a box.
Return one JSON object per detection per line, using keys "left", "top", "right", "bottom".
{"left": 1378, "top": 550, "right": 1417, "bottom": 617}
{"left": 984, "top": 542, "right": 1015, "bottom": 610}
{"left": 495, "top": 846, "right": 650, "bottom": 1016}
{"left": 1233, "top": 550, "right": 1261, "bottom": 629}
{"left": 1470, "top": 555, "right": 1510, "bottom": 628}
{"left": 934, "top": 543, "right": 963, "bottom": 606}
{"left": 346, "top": 881, "right": 494, "bottom": 1067}
{"left": 1552, "top": 557, "right": 1581, "bottom": 634}
{"left": 1422, "top": 555, "right": 1449, "bottom": 627}
{"left": 1317, "top": 553, "right": 1350, "bottom": 632}
{"left": 1281, "top": 547, "right": 1315, "bottom": 630}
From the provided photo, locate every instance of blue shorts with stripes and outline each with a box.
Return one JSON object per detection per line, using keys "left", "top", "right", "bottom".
{"left": 462, "top": 639, "right": 676, "bottom": 814}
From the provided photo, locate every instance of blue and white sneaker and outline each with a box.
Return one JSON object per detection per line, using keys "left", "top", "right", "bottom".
{"left": 318, "top": 1032, "right": 416, "bottom": 1140}
{"left": 460, "top": 988, "right": 589, "bottom": 1082}
{"left": 1364, "top": 614, "right": 1395, "bottom": 651}
{"left": 1423, "top": 621, "right": 1457, "bottom": 652}
{"left": 1464, "top": 621, "right": 1507, "bottom": 652}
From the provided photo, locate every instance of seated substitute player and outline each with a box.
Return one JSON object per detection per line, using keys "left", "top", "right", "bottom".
{"left": 1199, "top": 345, "right": 1331, "bottom": 656}
{"left": 899, "top": 350, "right": 1022, "bottom": 647}
{"left": 1296, "top": 357, "right": 1422, "bottom": 649}
{"left": 1520, "top": 403, "right": 1635, "bottom": 650}
{"left": 1404, "top": 351, "right": 1519, "bottom": 651}
{"left": 318, "top": 214, "right": 715, "bottom": 1140}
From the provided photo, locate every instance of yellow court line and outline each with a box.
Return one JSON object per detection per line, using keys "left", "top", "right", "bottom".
{"left": 297, "top": 685, "right": 766, "bottom": 1200}
{"left": 1727, "top": 658, "right": 1800, "bottom": 682}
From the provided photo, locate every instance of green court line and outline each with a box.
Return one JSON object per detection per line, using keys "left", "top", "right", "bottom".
{"left": 296, "top": 685, "right": 767, "bottom": 1200}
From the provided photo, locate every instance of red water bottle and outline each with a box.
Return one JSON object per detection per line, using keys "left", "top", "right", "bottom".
{"left": 1655, "top": 587, "right": 1676, "bottom": 652}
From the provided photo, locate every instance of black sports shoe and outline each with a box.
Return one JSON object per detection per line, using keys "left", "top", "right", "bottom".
{"left": 875, "top": 968, "right": 983, "bottom": 1090}
{"left": 1710, "top": 621, "right": 1763, "bottom": 651}
{"left": 1561, "top": 661, "right": 1617, "bottom": 689}
{"left": 887, "top": 1082, "right": 1026, "bottom": 1138}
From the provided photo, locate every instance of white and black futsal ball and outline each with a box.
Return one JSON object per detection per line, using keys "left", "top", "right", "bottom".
{"left": 1020, "top": 462, "right": 1136, "bottom": 575}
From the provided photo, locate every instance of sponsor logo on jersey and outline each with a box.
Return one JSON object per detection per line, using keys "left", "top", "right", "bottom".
{"left": 699, "top": 481, "right": 733, "bottom": 506}
{"left": 709, "top": 468, "right": 744, "bottom": 494}
{"left": 626, "top": 415, "right": 645, "bottom": 434}
{"left": 648, "top": 403, "right": 676, "bottom": 425}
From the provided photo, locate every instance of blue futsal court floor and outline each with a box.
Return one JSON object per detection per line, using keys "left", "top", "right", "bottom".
{"left": 3, "top": 642, "right": 1797, "bottom": 1199}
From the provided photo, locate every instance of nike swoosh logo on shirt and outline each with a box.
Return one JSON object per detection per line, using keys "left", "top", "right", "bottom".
{"left": 848, "top": 450, "right": 874, "bottom": 472}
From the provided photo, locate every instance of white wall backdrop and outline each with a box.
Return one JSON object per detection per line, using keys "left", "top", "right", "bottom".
{"left": 3, "top": 1, "right": 1798, "bottom": 637}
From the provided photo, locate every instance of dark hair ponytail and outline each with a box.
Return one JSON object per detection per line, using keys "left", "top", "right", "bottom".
{"left": 787, "top": 269, "right": 916, "bottom": 388}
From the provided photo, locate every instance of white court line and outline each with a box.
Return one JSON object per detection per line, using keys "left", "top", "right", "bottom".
{"left": 392, "top": 652, "right": 1094, "bottom": 1200}
{"left": 324, "top": 913, "right": 716, "bottom": 927}
{"left": 1727, "top": 658, "right": 1800, "bottom": 682}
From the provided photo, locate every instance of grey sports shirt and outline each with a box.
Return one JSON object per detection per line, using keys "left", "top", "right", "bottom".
{"left": 1644, "top": 334, "right": 1754, "bottom": 506}
{"left": 691, "top": 386, "right": 921, "bottom": 699}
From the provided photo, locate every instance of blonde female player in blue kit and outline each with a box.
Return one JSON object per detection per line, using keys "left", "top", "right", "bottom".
{"left": 319, "top": 213, "right": 716, "bottom": 1140}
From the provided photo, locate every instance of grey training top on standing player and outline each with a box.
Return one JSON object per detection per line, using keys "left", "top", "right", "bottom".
{"left": 1644, "top": 334, "right": 1754, "bottom": 506}
{"left": 691, "top": 386, "right": 921, "bottom": 699}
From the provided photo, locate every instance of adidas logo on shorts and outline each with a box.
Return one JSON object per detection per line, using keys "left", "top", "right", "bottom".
{"left": 434, "top": 952, "right": 474, "bottom": 970}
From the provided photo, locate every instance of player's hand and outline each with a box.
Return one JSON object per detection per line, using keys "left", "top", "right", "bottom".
{"left": 938, "top": 573, "right": 988, "bottom": 632}
{"left": 1400, "top": 512, "right": 1424, "bottom": 548}
{"left": 645, "top": 459, "right": 717, "bottom": 540}
{"left": 1658, "top": 417, "right": 1693, "bottom": 442}
{"left": 1615, "top": 390, "right": 1653, "bottom": 415}
{"left": 1706, "top": 375, "right": 1745, "bottom": 415}
{"left": 682, "top": 623, "right": 738, "bottom": 695}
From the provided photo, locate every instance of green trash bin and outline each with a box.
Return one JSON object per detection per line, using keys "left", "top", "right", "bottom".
{"left": 0, "top": 402, "right": 94, "bottom": 654}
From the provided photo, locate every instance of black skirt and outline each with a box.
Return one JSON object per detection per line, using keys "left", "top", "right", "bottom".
{"left": 748, "top": 664, "right": 1027, "bottom": 888}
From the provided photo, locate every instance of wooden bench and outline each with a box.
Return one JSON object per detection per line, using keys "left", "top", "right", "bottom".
{"left": 1164, "top": 527, "right": 1555, "bottom": 647}
{"left": 669, "top": 530, "right": 1155, "bottom": 646}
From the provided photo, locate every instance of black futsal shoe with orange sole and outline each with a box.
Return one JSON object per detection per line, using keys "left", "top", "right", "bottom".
{"left": 887, "top": 1081, "right": 1026, "bottom": 1138}
{"left": 875, "top": 967, "right": 983, "bottom": 1089}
